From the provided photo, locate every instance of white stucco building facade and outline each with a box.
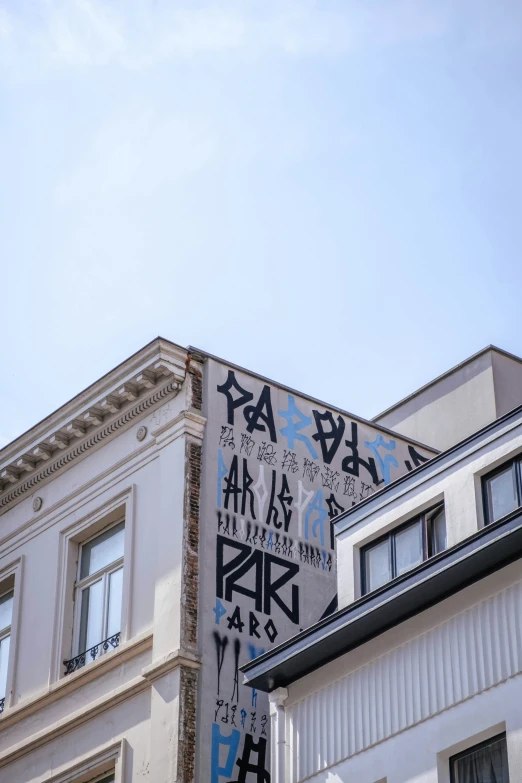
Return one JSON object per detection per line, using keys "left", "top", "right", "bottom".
{"left": 0, "top": 337, "right": 439, "bottom": 783}
{"left": 242, "top": 358, "right": 522, "bottom": 783}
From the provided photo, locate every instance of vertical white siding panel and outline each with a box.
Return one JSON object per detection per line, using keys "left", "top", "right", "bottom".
{"left": 375, "top": 659, "right": 387, "bottom": 742}
{"left": 483, "top": 600, "right": 495, "bottom": 689}
{"left": 360, "top": 667, "right": 368, "bottom": 751}
{"left": 451, "top": 615, "right": 464, "bottom": 704}
{"left": 418, "top": 634, "right": 429, "bottom": 720}
{"left": 286, "top": 704, "right": 293, "bottom": 782}
{"left": 390, "top": 648, "right": 400, "bottom": 735}
{"left": 463, "top": 610, "right": 477, "bottom": 698}
{"left": 426, "top": 630, "right": 437, "bottom": 717}
{"left": 508, "top": 585, "right": 522, "bottom": 673}
{"left": 497, "top": 591, "right": 513, "bottom": 680}
{"left": 286, "top": 580, "right": 522, "bottom": 782}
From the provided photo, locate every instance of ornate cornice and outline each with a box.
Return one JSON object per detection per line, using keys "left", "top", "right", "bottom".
{"left": 0, "top": 340, "right": 192, "bottom": 512}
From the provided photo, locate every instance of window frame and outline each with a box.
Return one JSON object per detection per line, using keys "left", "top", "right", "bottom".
{"left": 41, "top": 737, "right": 124, "bottom": 783}
{"left": 449, "top": 732, "right": 508, "bottom": 783}
{"left": 71, "top": 519, "right": 125, "bottom": 663}
{"left": 482, "top": 457, "right": 522, "bottom": 526}
{"left": 53, "top": 485, "right": 135, "bottom": 683}
{"left": 361, "top": 502, "right": 445, "bottom": 595}
{"left": 0, "top": 557, "right": 23, "bottom": 713}
{"left": 0, "top": 586, "right": 14, "bottom": 708}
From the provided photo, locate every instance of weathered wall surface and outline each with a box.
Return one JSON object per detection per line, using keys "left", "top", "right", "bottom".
{"left": 198, "top": 360, "right": 435, "bottom": 783}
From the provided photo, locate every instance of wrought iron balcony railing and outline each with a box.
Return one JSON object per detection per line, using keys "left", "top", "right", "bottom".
{"left": 0, "top": 697, "right": 5, "bottom": 714}
{"left": 63, "top": 632, "right": 121, "bottom": 675}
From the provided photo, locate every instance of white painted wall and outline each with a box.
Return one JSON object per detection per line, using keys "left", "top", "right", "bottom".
{"left": 0, "top": 361, "right": 199, "bottom": 783}
{"left": 278, "top": 562, "right": 522, "bottom": 783}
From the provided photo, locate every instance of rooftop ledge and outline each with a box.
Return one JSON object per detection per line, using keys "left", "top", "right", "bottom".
{"left": 241, "top": 508, "right": 522, "bottom": 692}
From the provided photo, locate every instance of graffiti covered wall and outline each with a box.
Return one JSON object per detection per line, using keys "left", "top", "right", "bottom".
{"left": 198, "top": 361, "right": 434, "bottom": 783}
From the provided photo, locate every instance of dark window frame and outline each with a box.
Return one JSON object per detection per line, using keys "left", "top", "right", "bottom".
{"left": 361, "top": 502, "right": 445, "bottom": 596}
{"left": 483, "top": 456, "right": 522, "bottom": 526}
{"left": 449, "top": 732, "right": 508, "bottom": 783}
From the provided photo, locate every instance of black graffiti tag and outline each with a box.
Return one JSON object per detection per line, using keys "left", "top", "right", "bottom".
{"left": 216, "top": 536, "right": 300, "bottom": 624}
{"left": 231, "top": 734, "right": 270, "bottom": 783}
{"left": 342, "top": 421, "right": 380, "bottom": 484}
{"left": 312, "top": 410, "right": 346, "bottom": 464}
{"left": 217, "top": 371, "right": 254, "bottom": 425}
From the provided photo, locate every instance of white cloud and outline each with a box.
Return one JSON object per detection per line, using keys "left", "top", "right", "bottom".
{"left": 44, "top": 0, "right": 126, "bottom": 67}
{"left": 0, "top": 0, "right": 458, "bottom": 82}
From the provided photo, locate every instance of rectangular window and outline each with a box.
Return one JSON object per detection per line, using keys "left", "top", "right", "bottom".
{"left": 361, "top": 503, "right": 446, "bottom": 595}
{"left": 65, "top": 521, "right": 124, "bottom": 674}
{"left": 483, "top": 458, "right": 522, "bottom": 525}
{"left": 450, "top": 733, "right": 509, "bottom": 783}
{"left": 0, "top": 589, "right": 13, "bottom": 712}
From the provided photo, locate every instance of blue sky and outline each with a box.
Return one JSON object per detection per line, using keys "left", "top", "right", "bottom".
{"left": 1, "top": 0, "right": 522, "bottom": 447}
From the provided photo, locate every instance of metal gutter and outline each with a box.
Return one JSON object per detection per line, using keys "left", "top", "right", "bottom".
{"left": 241, "top": 508, "right": 522, "bottom": 692}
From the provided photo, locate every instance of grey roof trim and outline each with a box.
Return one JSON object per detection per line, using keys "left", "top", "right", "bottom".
{"left": 241, "top": 508, "right": 522, "bottom": 692}
{"left": 333, "top": 399, "right": 522, "bottom": 536}
{"left": 372, "top": 345, "right": 522, "bottom": 423}
{"left": 187, "top": 345, "right": 438, "bottom": 454}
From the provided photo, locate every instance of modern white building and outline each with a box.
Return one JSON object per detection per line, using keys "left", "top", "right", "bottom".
{"left": 0, "top": 337, "right": 437, "bottom": 783}
{"left": 242, "top": 348, "right": 522, "bottom": 783}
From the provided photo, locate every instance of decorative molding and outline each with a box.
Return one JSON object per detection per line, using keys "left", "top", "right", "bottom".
{"left": 141, "top": 648, "right": 201, "bottom": 683}
{"left": 0, "top": 375, "right": 183, "bottom": 512}
{"left": 136, "top": 425, "right": 147, "bottom": 441}
{"left": 151, "top": 409, "right": 206, "bottom": 445}
{"left": 284, "top": 578, "right": 522, "bottom": 782}
{"left": 32, "top": 496, "right": 43, "bottom": 512}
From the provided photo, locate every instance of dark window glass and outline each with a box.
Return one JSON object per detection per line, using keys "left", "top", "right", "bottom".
{"left": 361, "top": 503, "right": 446, "bottom": 595}
{"left": 451, "top": 734, "right": 509, "bottom": 783}
{"left": 485, "top": 465, "right": 518, "bottom": 524}
{"left": 395, "top": 520, "right": 423, "bottom": 576}
{"left": 364, "top": 540, "right": 391, "bottom": 592}
{"left": 431, "top": 507, "right": 447, "bottom": 554}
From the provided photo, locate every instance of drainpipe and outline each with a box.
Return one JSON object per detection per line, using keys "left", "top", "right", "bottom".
{"left": 269, "top": 687, "right": 289, "bottom": 783}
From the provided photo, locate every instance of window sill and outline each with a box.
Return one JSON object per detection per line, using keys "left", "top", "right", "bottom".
{"left": 0, "top": 630, "right": 152, "bottom": 729}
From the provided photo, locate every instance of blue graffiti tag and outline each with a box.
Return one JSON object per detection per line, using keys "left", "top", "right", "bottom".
{"left": 364, "top": 434, "right": 398, "bottom": 485}
{"left": 248, "top": 643, "right": 266, "bottom": 660}
{"left": 213, "top": 598, "right": 227, "bottom": 625}
{"left": 217, "top": 449, "right": 228, "bottom": 507}
{"left": 304, "top": 488, "right": 328, "bottom": 547}
{"left": 278, "top": 395, "right": 318, "bottom": 459}
{"left": 211, "top": 723, "right": 241, "bottom": 783}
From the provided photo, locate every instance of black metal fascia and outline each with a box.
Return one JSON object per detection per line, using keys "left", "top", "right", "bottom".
{"left": 241, "top": 509, "right": 522, "bottom": 692}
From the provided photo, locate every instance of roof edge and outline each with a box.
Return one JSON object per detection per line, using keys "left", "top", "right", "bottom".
{"left": 333, "top": 396, "right": 522, "bottom": 534}
{"left": 0, "top": 337, "right": 189, "bottom": 463}
{"left": 372, "top": 345, "right": 522, "bottom": 424}
{"left": 188, "top": 345, "right": 438, "bottom": 455}
{"left": 241, "top": 508, "right": 522, "bottom": 691}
